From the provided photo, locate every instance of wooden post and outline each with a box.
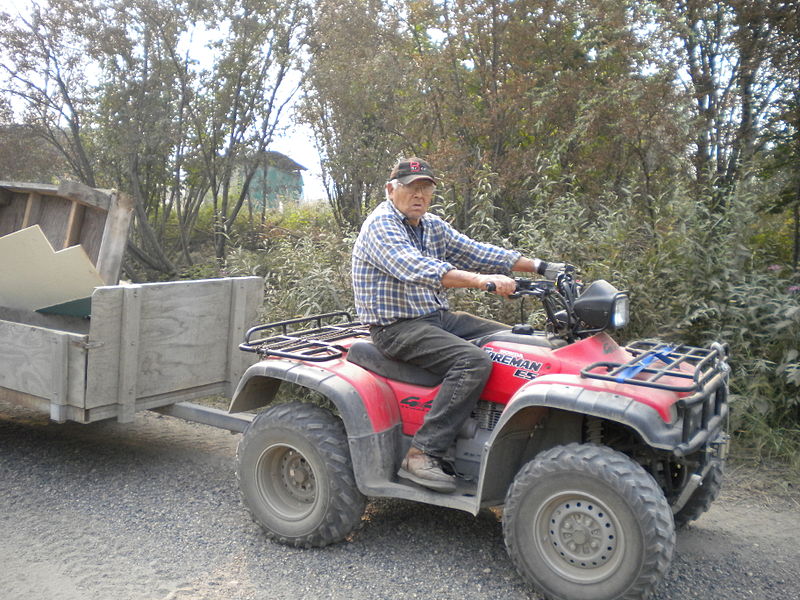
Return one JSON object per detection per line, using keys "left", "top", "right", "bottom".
{"left": 96, "top": 190, "right": 134, "bottom": 285}
{"left": 22, "top": 192, "right": 41, "bottom": 228}
{"left": 226, "top": 278, "right": 248, "bottom": 397}
{"left": 63, "top": 200, "right": 86, "bottom": 248}
{"left": 117, "top": 285, "right": 141, "bottom": 423}
{"left": 50, "top": 333, "right": 70, "bottom": 423}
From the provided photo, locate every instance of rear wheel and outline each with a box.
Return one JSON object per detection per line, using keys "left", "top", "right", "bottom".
{"left": 236, "top": 401, "right": 366, "bottom": 547}
{"left": 503, "top": 443, "right": 675, "bottom": 600}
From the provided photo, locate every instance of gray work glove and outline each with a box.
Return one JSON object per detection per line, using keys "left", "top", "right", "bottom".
{"left": 543, "top": 261, "right": 566, "bottom": 280}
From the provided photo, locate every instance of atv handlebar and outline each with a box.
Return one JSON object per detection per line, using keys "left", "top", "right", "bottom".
{"left": 485, "top": 276, "right": 559, "bottom": 298}
{"left": 485, "top": 264, "right": 576, "bottom": 295}
{"left": 483, "top": 265, "right": 628, "bottom": 342}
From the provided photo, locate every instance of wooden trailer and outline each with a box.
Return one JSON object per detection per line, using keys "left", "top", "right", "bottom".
{"left": 0, "top": 181, "right": 262, "bottom": 429}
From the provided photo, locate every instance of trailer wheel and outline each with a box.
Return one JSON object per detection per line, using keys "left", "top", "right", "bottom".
{"left": 503, "top": 443, "right": 675, "bottom": 600}
{"left": 236, "top": 402, "right": 366, "bottom": 547}
{"left": 673, "top": 457, "right": 724, "bottom": 529}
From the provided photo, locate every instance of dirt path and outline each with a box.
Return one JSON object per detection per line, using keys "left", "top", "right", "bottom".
{"left": 1, "top": 403, "right": 799, "bottom": 600}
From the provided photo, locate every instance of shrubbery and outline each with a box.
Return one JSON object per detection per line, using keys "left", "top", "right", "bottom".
{"left": 218, "top": 190, "right": 798, "bottom": 464}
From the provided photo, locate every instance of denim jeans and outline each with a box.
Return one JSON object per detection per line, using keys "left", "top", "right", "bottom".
{"left": 371, "top": 310, "right": 508, "bottom": 457}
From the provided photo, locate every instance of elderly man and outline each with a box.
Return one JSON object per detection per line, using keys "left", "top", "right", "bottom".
{"left": 351, "top": 157, "right": 563, "bottom": 492}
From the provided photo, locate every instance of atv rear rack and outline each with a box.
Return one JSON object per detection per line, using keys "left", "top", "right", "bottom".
{"left": 240, "top": 312, "right": 370, "bottom": 361}
{"left": 581, "top": 340, "right": 729, "bottom": 395}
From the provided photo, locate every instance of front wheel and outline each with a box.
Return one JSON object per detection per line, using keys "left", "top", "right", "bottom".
{"left": 503, "top": 443, "right": 675, "bottom": 600}
{"left": 236, "top": 401, "right": 366, "bottom": 547}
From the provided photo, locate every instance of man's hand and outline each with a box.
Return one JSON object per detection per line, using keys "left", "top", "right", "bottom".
{"left": 478, "top": 274, "right": 517, "bottom": 296}
{"left": 543, "top": 262, "right": 566, "bottom": 280}
{"left": 441, "top": 269, "right": 517, "bottom": 295}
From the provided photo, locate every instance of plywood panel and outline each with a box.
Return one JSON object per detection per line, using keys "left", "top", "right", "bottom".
{"left": 0, "top": 225, "right": 105, "bottom": 310}
{"left": 0, "top": 193, "right": 27, "bottom": 237}
{"left": 77, "top": 206, "right": 108, "bottom": 264}
{"left": 22, "top": 193, "right": 42, "bottom": 228}
{"left": 135, "top": 279, "right": 232, "bottom": 397}
{"left": 84, "top": 277, "right": 262, "bottom": 412}
{"left": 0, "top": 319, "right": 86, "bottom": 401}
{"left": 34, "top": 194, "right": 72, "bottom": 249}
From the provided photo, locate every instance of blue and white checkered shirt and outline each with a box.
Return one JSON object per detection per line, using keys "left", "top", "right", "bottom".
{"left": 352, "top": 200, "right": 520, "bottom": 326}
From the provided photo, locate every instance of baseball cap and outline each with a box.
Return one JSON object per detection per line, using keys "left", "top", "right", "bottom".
{"left": 389, "top": 157, "right": 436, "bottom": 185}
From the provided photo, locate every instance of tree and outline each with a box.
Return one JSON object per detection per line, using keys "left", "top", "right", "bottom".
{"left": 301, "top": 0, "right": 692, "bottom": 233}
{"left": 299, "top": 0, "right": 409, "bottom": 229}
{"left": 2, "top": 0, "right": 309, "bottom": 270}
{"left": 760, "top": 0, "right": 800, "bottom": 270}
{"left": 654, "top": 0, "right": 782, "bottom": 208}
{"left": 0, "top": 97, "right": 68, "bottom": 180}
{"left": 187, "top": 0, "right": 308, "bottom": 261}
{"left": 1, "top": 2, "right": 98, "bottom": 185}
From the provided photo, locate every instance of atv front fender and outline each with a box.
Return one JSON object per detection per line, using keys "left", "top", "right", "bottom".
{"left": 475, "top": 376, "right": 710, "bottom": 507}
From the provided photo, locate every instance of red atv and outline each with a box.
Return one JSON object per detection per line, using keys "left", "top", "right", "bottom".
{"left": 229, "top": 267, "right": 729, "bottom": 600}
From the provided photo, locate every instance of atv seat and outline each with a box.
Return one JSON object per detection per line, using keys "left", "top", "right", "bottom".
{"left": 347, "top": 331, "right": 566, "bottom": 387}
{"left": 346, "top": 341, "right": 443, "bottom": 387}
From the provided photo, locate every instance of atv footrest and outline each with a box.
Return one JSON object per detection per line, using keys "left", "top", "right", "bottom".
{"left": 240, "top": 312, "right": 370, "bottom": 361}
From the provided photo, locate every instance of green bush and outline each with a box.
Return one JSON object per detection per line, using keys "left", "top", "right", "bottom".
{"left": 226, "top": 204, "right": 355, "bottom": 321}
{"left": 221, "top": 186, "right": 799, "bottom": 463}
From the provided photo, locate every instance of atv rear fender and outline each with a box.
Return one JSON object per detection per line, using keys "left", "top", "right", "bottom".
{"left": 229, "top": 358, "right": 404, "bottom": 495}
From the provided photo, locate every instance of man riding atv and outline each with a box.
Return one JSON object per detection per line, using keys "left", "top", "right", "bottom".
{"left": 231, "top": 154, "right": 729, "bottom": 600}
{"left": 351, "top": 156, "right": 564, "bottom": 492}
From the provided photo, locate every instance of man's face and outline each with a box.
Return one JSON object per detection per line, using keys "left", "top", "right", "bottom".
{"left": 388, "top": 179, "right": 436, "bottom": 226}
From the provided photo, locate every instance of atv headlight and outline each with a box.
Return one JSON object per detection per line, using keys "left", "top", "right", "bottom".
{"left": 611, "top": 294, "right": 629, "bottom": 329}
{"left": 573, "top": 280, "right": 629, "bottom": 330}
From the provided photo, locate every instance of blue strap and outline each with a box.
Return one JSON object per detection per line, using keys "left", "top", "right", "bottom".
{"left": 615, "top": 345, "right": 675, "bottom": 382}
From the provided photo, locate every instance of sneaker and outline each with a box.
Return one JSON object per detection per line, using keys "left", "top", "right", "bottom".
{"left": 398, "top": 447, "right": 457, "bottom": 493}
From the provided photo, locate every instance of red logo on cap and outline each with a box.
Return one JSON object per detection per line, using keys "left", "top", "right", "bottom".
{"left": 410, "top": 161, "right": 421, "bottom": 172}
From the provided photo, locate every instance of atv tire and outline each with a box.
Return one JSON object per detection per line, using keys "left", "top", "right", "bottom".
{"left": 503, "top": 443, "right": 675, "bottom": 600}
{"left": 673, "top": 457, "right": 724, "bottom": 529}
{"left": 236, "top": 402, "right": 366, "bottom": 547}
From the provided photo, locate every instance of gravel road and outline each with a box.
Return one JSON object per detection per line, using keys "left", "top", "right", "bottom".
{"left": 1, "top": 402, "right": 799, "bottom": 600}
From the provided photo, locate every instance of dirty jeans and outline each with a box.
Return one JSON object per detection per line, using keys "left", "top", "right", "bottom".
{"left": 370, "top": 310, "right": 508, "bottom": 457}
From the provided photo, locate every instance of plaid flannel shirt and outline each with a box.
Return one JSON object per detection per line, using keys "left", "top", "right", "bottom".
{"left": 352, "top": 200, "right": 520, "bottom": 326}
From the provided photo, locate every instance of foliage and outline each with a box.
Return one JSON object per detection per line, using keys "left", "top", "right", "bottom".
{"left": 227, "top": 177, "right": 800, "bottom": 460}
{"left": 2, "top": 0, "right": 799, "bottom": 461}
{"left": 224, "top": 204, "right": 355, "bottom": 320}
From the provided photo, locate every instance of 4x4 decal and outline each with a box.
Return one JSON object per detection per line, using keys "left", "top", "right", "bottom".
{"left": 400, "top": 396, "right": 433, "bottom": 411}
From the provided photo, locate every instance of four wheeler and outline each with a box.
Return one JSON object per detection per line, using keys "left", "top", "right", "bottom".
{"left": 229, "top": 267, "right": 730, "bottom": 600}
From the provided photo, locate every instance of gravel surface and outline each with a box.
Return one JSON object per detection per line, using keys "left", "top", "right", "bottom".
{"left": 1, "top": 402, "right": 799, "bottom": 600}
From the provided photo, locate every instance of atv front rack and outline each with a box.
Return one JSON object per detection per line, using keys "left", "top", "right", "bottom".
{"left": 584, "top": 340, "right": 730, "bottom": 456}
{"left": 581, "top": 340, "right": 729, "bottom": 395}
{"left": 240, "top": 312, "right": 370, "bottom": 361}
